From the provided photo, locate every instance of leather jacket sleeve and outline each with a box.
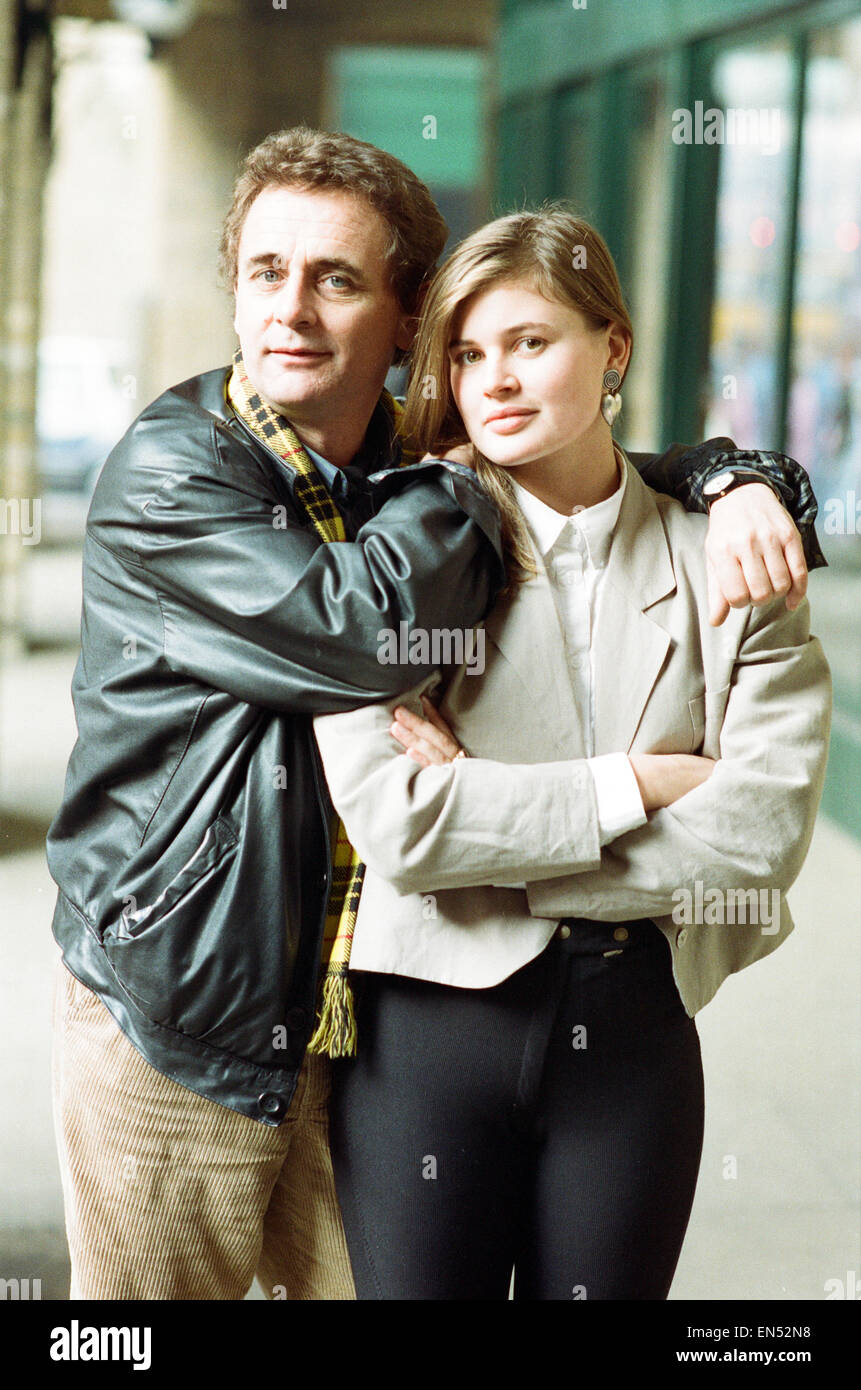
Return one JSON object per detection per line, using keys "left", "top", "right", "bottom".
{"left": 88, "top": 415, "right": 506, "bottom": 715}
{"left": 628, "top": 437, "right": 826, "bottom": 569}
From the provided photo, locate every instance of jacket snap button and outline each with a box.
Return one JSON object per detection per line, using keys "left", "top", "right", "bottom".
{"left": 613, "top": 927, "right": 629, "bottom": 942}
{"left": 285, "top": 1007, "right": 306, "bottom": 1030}
{"left": 556, "top": 924, "right": 571, "bottom": 940}
{"left": 258, "top": 1091, "right": 287, "bottom": 1119}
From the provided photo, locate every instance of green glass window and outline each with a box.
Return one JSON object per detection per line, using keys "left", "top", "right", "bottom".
{"left": 703, "top": 41, "right": 796, "bottom": 449}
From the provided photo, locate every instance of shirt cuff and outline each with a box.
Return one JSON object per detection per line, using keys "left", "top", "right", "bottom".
{"left": 589, "top": 752, "right": 647, "bottom": 845}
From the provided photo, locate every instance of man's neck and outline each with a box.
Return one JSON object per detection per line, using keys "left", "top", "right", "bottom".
{"left": 258, "top": 394, "right": 378, "bottom": 470}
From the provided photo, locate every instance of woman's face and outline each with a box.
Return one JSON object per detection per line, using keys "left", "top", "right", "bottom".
{"left": 448, "top": 277, "right": 625, "bottom": 472}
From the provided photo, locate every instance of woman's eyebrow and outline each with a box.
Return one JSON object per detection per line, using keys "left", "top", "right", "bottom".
{"left": 504, "top": 321, "right": 554, "bottom": 334}
{"left": 449, "top": 320, "right": 555, "bottom": 350}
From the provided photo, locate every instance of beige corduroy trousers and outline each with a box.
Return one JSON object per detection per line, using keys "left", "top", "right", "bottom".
{"left": 50, "top": 959, "right": 356, "bottom": 1300}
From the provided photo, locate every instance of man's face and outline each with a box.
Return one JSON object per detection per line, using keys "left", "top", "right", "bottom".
{"left": 233, "top": 184, "right": 412, "bottom": 433}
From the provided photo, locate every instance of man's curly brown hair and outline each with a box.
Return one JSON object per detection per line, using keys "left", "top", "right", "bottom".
{"left": 220, "top": 127, "right": 449, "bottom": 363}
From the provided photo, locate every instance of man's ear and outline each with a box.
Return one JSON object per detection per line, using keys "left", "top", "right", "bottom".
{"left": 395, "top": 278, "right": 432, "bottom": 354}
{"left": 395, "top": 312, "right": 417, "bottom": 354}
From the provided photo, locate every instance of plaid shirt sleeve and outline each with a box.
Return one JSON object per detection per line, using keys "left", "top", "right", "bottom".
{"left": 627, "top": 436, "right": 827, "bottom": 570}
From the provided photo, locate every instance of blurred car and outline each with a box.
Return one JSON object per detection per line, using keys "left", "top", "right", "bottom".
{"left": 36, "top": 336, "right": 135, "bottom": 541}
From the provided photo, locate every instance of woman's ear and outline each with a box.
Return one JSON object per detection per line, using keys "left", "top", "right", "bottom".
{"left": 606, "top": 321, "right": 632, "bottom": 380}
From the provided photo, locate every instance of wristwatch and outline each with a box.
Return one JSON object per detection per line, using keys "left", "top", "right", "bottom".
{"left": 702, "top": 468, "right": 781, "bottom": 508}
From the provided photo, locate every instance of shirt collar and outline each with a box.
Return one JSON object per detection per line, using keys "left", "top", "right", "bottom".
{"left": 303, "top": 441, "right": 338, "bottom": 487}
{"left": 512, "top": 447, "right": 627, "bottom": 567}
{"left": 280, "top": 394, "right": 401, "bottom": 488}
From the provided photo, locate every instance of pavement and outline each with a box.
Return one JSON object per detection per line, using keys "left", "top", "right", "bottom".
{"left": 0, "top": 548, "right": 858, "bottom": 1302}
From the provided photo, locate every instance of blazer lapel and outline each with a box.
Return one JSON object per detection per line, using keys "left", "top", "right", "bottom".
{"left": 592, "top": 456, "right": 677, "bottom": 754}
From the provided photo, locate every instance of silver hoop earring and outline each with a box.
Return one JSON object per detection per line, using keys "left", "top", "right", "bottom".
{"left": 601, "top": 369, "right": 622, "bottom": 427}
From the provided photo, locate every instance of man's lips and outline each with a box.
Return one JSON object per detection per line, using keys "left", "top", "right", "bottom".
{"left": 266, "top": 347, "right": 330, "bottom": 360}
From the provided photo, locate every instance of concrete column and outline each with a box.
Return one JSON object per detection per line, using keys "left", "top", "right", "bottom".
{"left": 0, "top": 2, "right": 53, "bottom": 655}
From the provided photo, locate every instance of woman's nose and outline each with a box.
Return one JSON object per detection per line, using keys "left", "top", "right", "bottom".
{"left": 483, "top": 353, "right": 518, "bottom": 395}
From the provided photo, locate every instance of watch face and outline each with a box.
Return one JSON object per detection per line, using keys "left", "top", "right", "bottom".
{"left": 704, "top": 469, "right": 736, "bottom": 496}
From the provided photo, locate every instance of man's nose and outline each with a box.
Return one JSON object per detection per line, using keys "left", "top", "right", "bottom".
{"left": 271, "top": 269, "right": 317, "bottom": 328}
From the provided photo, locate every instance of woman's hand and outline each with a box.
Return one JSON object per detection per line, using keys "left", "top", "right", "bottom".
{"left": 390, "top": 696, "right": 465, "bottom": 767}
{"left": 392, "top": 706, "right": 718, "bottom": 803}
{"left": 628, "top": 753, "right": 717, "bottom": 811}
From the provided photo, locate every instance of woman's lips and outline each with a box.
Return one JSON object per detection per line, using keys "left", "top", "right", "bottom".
{"left": 483, "top": 410, "right": 537, "bottom": 434}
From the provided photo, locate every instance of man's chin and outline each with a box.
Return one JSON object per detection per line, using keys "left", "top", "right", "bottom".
{"left": 253, "top": 366, "right": 333, "bottom": 415}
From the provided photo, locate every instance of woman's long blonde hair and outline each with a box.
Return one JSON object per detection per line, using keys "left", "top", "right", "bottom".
{"left": 401, "top": 206, "right": 633, "bottom": 585}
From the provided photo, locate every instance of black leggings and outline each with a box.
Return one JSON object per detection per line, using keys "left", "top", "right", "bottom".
{"left": 330, "top": 918, "right": 705, "bottom": 1300}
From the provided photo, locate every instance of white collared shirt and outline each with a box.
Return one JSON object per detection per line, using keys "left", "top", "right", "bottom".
{"left": 511, "top": 455, "right": 647, "bottom": 846}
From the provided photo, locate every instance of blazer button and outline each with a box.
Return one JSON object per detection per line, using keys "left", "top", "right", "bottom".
{"left": 676, "top": 928, "right": 688, "bottom": 947}
{"left": 285, "top": 1006, "right": 307, "bottom": 1031}
{"left": 258, "top": 1091, "right": 287, "bottom": 1120}
{"left": 556, "top": 924, "right": 571, "bottom": 940}
{"left": 613, "top": 927, "right": 629, "bottom": 942}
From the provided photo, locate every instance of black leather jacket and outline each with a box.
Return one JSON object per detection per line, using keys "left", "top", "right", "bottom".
{"left": 46, "top": 366, "right": 824, "bottom": 1123}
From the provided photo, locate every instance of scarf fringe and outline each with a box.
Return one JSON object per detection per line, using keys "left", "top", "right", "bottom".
{"left": 306, "top": 974, "right": 358, "bottom": 1058}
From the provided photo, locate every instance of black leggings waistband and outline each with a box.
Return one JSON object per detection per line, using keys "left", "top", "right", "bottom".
{"left": 554, "top": 915, "right": 663, "bottom": 956}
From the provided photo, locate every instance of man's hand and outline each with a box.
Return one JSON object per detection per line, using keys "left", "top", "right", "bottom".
{"left": 706, "top": 482, "right": 807, "bottom": 626}
{"left": 391, "top": 696, "right": 463, "bottom": 767}
{"left": 420, "top": 444, "right": 475, "bottom": 469}
{"left": 628, "top": 753, "right": 717, "bottom": 810}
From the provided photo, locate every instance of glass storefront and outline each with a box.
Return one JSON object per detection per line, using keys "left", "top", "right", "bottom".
{"left": 703, "top": 42, "right": 796, "bottom": 450}
{"left": 788, "top": 18, "right": 861, "bottom": 514}
{"left": 498, "top": 0, "right": 861, "bottom": 838}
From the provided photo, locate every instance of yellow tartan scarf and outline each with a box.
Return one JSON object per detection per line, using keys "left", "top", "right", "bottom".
{"left": 227, "top": 347, "right": 409, "bottom": 1057}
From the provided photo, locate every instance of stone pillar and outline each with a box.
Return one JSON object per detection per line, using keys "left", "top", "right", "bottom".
{"left": 0, "top": 0, "right": 53, "bottom": 655}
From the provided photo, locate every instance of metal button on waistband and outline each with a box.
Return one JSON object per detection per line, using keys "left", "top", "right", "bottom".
{"left": 613, "top": 927, "right": 629, "bottom": 942}
{"left": 556, "top": 924, "right": 571, "bottom": 939}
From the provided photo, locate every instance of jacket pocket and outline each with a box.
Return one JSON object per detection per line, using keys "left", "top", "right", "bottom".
{"left": 687, "top": 694, "right": 706, "bottom": 752}
{"left": 704, "top": 682, "right": 731, "bottom": 730}
{"left": 111, "top": 817, "right": 239, "bottom": 941}
{"left": 688, "top": 683, "right": 732, "bottom": 754}
{"left": 103, "top": 818, "right": 240, "bottom": 1025}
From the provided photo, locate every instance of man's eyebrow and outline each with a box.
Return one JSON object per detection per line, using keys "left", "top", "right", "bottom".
{"left": 312, "top": 256, "right": 366, "bottom": 280}
{"left": 449, "top": 321, "right": 555, "bottom": 350}
{"left": 241, "top": 251, "right": 366, "bottom": 279}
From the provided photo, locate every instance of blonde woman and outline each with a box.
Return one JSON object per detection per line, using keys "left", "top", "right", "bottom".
{"left": 313, "top": 210, "right": 831, "bottom": 1300}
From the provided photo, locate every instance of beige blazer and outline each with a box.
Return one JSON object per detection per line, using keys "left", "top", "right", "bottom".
{"left": 313, "top": 455, "right": 832, "bottom": 1016}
